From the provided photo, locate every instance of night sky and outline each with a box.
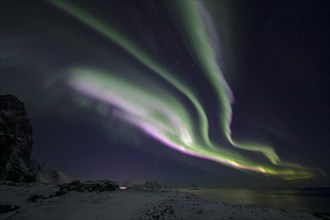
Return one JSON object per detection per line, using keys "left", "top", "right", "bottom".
{"left": 1, "top": 0, "right": 329, "bottom": 188}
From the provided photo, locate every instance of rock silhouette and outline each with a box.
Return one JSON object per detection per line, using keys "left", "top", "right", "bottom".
{"left": 0, "top": 95, "right": 70, "bottom": 183}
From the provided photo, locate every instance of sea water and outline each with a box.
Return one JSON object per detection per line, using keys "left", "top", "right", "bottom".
{"left": 178, "top": 188, "right": 330, "bottom": 213}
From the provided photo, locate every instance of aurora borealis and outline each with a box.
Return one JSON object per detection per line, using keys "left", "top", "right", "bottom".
{"left": 51, "top": 0, "right": 314, "bottom": 180}
{"left": 67, "top": 68, "right": 313, "bottom": 180}
{"left": 1, "top": 0, "right": 329, "bottom": 186}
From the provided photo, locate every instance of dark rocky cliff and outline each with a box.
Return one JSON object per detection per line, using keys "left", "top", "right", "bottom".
{"left": 0, "top": 95, "right": 70, "bottom": 183}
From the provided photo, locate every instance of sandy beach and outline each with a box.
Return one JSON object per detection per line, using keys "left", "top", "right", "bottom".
{"left": 0, "top": 182, "right": 320, "bottom": 220}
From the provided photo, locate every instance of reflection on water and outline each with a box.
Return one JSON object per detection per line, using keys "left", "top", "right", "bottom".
{"left": 178, "top": 188, "right": 330, "bottom": 213}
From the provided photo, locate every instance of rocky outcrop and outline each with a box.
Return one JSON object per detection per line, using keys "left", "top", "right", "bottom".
{"left": 55, "top": 180, "right": 119, "bottom": 196}
{"left": 30, "top": 159, "right": 71, "bottom": 184}
{"left": 0, "top": 95, "right": 70, "bottom": 183}
{"left": 0, "top": 95, "right": 35, "bottom": 182}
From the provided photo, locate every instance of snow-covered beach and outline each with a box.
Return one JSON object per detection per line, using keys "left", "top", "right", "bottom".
{"left": 0, "top": 181, "right": 321, "bottom": 220}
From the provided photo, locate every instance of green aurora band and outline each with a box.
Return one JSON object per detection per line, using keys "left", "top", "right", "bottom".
{"left": 172, "top": 1, "right": 280, "bottom": 163}
{"left": 50, "top": 0, "right": 316, "bottom": 180}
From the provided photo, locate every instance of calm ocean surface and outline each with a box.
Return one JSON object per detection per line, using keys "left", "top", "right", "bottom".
{"left": 178, "top": 188, "right": 330, "bottom": 213}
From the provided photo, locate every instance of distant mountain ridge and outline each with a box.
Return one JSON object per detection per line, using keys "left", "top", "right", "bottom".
{"left": 128, "top": 180, "right": 163, "bottom": 191}
{"left": 0, "top": 94, "right": 70, "bottom": 184}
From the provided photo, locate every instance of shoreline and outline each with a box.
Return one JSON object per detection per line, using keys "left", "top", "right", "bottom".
{"left": 0, "top": 182, "right": 323, "bottom": 220}
{"left": 175, "top": 187, "right": 330, "bottom": 214}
